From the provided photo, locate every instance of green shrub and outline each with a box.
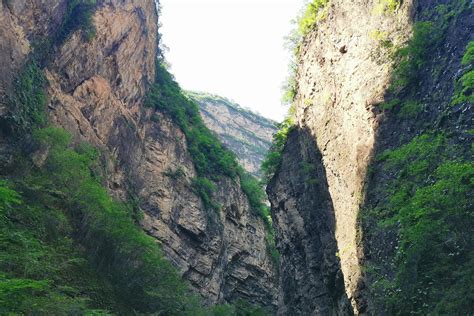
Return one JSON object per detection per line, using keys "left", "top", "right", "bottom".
{"left": 373, "top": 0, "right": 401, "bottom": 15}
{"left": 56, "top": 0, "right": 98, "bottom": 44}
{"left": 261, "top": 117, "right": 295, "bottom": 183}
{"left": 452, "top": 38, "right": 474, "bottom": 106}
{"left": 398, "top": 100, "right": 423, "bottom": 118}
{"left": 298, "top": 0, "right": 330, "bottom": 36}
{"left": 164, "top": 166, "right": 186, "bottom": 179}
{"left": 192, "top": 177, "right": 220, "bottom": 212}
{"left": 452, "top": 70, "right": 474, "bottom": 105}
{"left": 461, "top": 41, "right": 474, "bottom": 66}
{"left": 391, "top": 22, "right": 437, "bottom": 91}
{"left": 145, "top": 63, "right": 239, "bottom": 180}
{"left": 6, "top": 61, "right": 47, "bottom": 133}
{"left": 365, "top": 133, "right": 474, "bottom": 314}
{"left": 282, "top": 0, "right": 330, "bottom": 105}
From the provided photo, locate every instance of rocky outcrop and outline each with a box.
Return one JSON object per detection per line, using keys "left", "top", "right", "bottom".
{"left": 189, "top": 92, "right": 277, "bottom": 178}
{"left": 268, "top": 1, "right": 412, "bottom": 313}
{"left": 0, "top": 0, "right": 64, "bottom": 97}
{"left": 0, "top": 0, "right": 276, "bottom": 308}
{"left": 268, "top": 0, "right": 473, "bottom": 314}
{"left": 268, "top": 127, "right": 352, "bottom": 315}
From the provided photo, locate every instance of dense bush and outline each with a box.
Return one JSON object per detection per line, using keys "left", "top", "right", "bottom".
{"left": 366, "top": 133, "right": 474, "bottom": 314}
{"left": 261, "top": 117, "right": 295, "bottom": 183}
{"left": 2, "top": 127, "right": 271, "bottom": 314}
{"left": 390, "top": 21, "right": 438, "bottom": 92}
{"left": 452, "top": 41, "right": 474, "bottom": 105}
{"left": 297, "top": 0, "right": 330, "bottom": 36}
{"left": 4, "top": 61, "right": 47, "bottom": 134}
{"left": 461, "top": 41, "right": 474, "bottom": 66}
{"left": 377, "top": 1, "right": 471, "bottom": 115}
{"left": 146, "top": 62, "right": 279, "bottom": 268}
{"left": 7, "top": 127, "right": 192, "bottom": 313}
{"left": 56, "top": 0, "right": 98, "bottom": 44}
{"left": 192, "top": 177, "right": 220, "bottom": 212}
{"left": 373, "top": 0, "right": 401, "bottom": 15}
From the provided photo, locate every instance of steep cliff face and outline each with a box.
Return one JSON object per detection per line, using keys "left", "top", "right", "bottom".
{"left": 0, "top": 0, "right": 276, "bottom": 309}
{"left": 269, "top": 1, "right": 411, "bottom": 312}
{"left": 268, "top": 0, "right": 472, "bottom": 314}
{"left": 189, "top": 92, "right": 277, "bottom": 178}
{"left": 268, "top": 128, "right": 352, "bottom": 315}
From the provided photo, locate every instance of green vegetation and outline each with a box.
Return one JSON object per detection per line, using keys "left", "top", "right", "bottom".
{"left": 261, "top": 117, "right": 295, "bottom": 183}
{"left": 379, "top": 1, "right": 470, "bottom": 112}
{"left": 57, "top": 0, "right": 98, "bottom": 44}
{"left": 1, "top": 127, "right": 194, "bottom": 314}
{"left": 397, "top": 100, "right": 423, "bottom": 118}
{"left": 283, "top": 0, "right": 330, "bottom": 105}
{"left": 461, "top": 41, "right": 474, "bottom": 66}
{"left": 366, "top": 134, "right": 473, "bottom": 314}
{"left": 192, "top": 177, "right": 220, "bottom": 212}
{"left": 6, "top": 61, "right": 48, "bottom": 133}
{"left": 452, "top": 41, "right": 474, "bottom": 105}
{"left": 390, "top": 21, "right": 439, "bottom": 92}
{"left": 452, "top": 70, "right": 474, "bottom": 105}
{"left": 145, "top": 62, "right": 279, "bottom": 269}
{"left": 2, "top": 125, "right": 272, "bottom": 314}
{"left": 145, "top": 63, "right": 239, "bottom": 181}
{"left": 373, "top": 0, "right": 401, "bottom": 15}
{"left": 297, "top": 0, "right": 330, "bottom": 37}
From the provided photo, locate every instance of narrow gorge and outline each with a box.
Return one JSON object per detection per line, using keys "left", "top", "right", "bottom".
{"left": 0, "top": 0, "right": 472, "bottom": 315}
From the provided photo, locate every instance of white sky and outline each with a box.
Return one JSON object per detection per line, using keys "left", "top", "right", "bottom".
{"left": 159, "top": 0, "right": 306, "bottom": 122}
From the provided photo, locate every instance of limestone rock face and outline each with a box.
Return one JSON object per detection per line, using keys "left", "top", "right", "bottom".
{"left": 0, "top": 0, "right": 64, "bottom": 113}
{"left": 268, "top": 0, "right": 412, "bottom": 314}
{"left": 268, "top": 0, "right": 472, "bottom": 314}
{"left": 0, "top": 0, "right": 276, "bottom": 308}
{"left": 190, "top": 92, "right": 277, "bottom": 178}
{"left": 267, "top": 128, "right": 352, "bottom": 315}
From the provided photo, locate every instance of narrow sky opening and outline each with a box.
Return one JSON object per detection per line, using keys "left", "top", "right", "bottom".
{"left": 159, "top": 0, "right": 305, "bottom": 122}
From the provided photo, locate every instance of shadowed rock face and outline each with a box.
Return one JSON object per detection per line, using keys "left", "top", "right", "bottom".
{"left": 0, "top": 0, "right": 276, "bottom": 308}
{"left": 267, "top": 127, "right": 352, "bottom": 316}
{"left": 268, "top": 0, "right": 473, "bottom": 314}
{"left": 268, "top": 1, "right": 413, "bottom": 313}
{"left": 189, "top": 92, "right": 277, "bottom": 178}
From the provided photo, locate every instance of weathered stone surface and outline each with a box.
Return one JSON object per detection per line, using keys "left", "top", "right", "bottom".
{"left": 267, "top": 128, "right": 352, "bottom": 315}
{"left": 269, "top": 0, "right": 473, "bottom": 314}
{"left": 0, "top": 0, "right": 276, "bottom": 309}
{"left": 190, "top": 92, "right": 277, "bottom": 178}
{"left": 0, "top": 0, "right": 64, "bottom": 113}
{"left": 268, "top": 0, "right": 412, "bottom": 314}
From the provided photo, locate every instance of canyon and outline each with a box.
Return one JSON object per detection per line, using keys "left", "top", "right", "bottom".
{"left": 0, "top": 0, "right": 472, "bottom": 315}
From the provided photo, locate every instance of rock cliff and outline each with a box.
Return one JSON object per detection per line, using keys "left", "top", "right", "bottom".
{"left": 0, "top": 0, "right": 276, "bottom": 309}
{"left": 189, "top": 91, "right": 277, "bottom": 178}
{"left": 268, "top": 0, "right": 473, "bottom": 315}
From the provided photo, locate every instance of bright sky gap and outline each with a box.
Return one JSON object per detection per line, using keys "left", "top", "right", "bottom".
{"left": 159, "top": 0, "right": 306, "bottom": 122}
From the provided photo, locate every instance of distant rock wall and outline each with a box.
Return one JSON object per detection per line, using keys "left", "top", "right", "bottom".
{"left": 189, "top": 92, "right": 277, "bottom": 178}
